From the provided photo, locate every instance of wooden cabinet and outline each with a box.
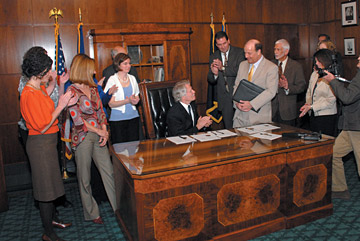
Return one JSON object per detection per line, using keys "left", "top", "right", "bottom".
{"left": 89, "top": 24, "right": 192, "bottom": 82}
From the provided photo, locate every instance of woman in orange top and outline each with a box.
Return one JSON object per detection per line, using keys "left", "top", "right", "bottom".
{"left": 20, "top": 47, "right": 73, "bottom": 241}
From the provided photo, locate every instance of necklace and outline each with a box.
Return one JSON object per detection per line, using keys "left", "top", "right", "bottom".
{"left": 26, "top": 82, "right": 41, "bottom": 90}
{"left": 118, "top": 74, "right": 129, "bottom": 83}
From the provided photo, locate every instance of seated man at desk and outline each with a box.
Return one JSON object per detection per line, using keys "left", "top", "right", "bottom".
{"left": 167, "top": 80, "right": 212, "bottom": 136}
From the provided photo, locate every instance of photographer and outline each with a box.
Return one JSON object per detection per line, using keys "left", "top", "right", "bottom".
{"left": 322, "top": 56, "right": 360, "bottom": 200}
{"left": 299, "top": 49, "right": 337, "bottom": 136}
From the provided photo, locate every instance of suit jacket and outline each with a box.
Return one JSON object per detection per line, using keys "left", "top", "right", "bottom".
{"left": 330, "top": 69, "right": 360, "bottom": 131}
{"left": 271, "top": 57, "right": 306, "bottom": 120}
{"left": 102, "top": 65, "right": 140, "bottom": 87}
{"left": 166, "top": 102, "right": 199, "bottom": 137}
{"left": 207, "top": 46, "right": 245, "bottom": 127}
{"left": 306, "top": 71, "right": 337, "bottom": 117}
{"left": 233, "top": 57, "right": 278, "bottom": 128}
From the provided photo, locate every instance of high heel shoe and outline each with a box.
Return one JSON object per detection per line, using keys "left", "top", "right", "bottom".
{"left": 52, "top": 220, "right": 72, "bottom": 229}
{"left": 42, "top": 233, "right": 66, "bottom": 241}
{"left": 93, "top": 216, "right": 104, "bottom": 224}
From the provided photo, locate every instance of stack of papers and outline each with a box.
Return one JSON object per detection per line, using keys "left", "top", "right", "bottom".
{"left": 237, "top": 124, "right": 281, "bottom": 140}
{"left": 191, "top": 132, "right": 221, "bottom": 142}
{"left": 166, "top": 135, "right": 196, "bottom": 145}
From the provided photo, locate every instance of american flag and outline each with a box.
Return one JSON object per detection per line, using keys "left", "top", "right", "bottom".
{"left": 55, "top": 26, "right": 72, "bottom": 162}
{"left": 55, "top": 34, "right": 67, "bottom": 81}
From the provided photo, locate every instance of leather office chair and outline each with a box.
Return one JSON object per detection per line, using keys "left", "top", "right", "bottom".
{"left": 139, "top": 80, "right": 178, "bottom": 139}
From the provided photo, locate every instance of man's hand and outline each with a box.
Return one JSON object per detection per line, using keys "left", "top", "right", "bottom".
{"left": 322, "top": 70, "right": 335, "bottom": 84}
{"left": 210, "top": 58, "right": 223, "bottom": 75}
{"left": 235, "top": 100, "right": 252, "bottom": 112}
{"left": 279, "top": 75, "right": 289, "bottom": 89}
{"left": 196, "top": 116, "right": 212, "bottom": 130}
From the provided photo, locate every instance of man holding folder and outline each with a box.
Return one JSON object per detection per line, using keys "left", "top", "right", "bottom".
{"left": 233, "top": 39, "right": 278, "bottom": 128}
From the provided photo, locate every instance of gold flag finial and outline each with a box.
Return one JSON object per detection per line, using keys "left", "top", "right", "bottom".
{"left": 79, "top": 8, "right": 82, "bottom": 22}
{"left": 49, "top": 8, "right": 63, "bottom": 23}
{"left": 210, "top": 12, "right": 214, "bottom": 24}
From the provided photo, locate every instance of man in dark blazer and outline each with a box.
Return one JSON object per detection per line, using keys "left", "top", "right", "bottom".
{"left": 207, "top": 31, "right": 245, "bottom": 129}
{"left": 167, "top": 80, "right": 212, "bottom": 136}
{"left": 271, "top": 39, "right": 306, "bottom": 126}
{"left": 102, "top": 46, "right": 140, "bottom": 87}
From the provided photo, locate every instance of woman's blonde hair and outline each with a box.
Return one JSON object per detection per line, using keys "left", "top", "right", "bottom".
{"left": 317, "top": 40, "right": 337, "bottom": 52}
{"left": 70, "top": 54, "right": 96, "bottom": 87}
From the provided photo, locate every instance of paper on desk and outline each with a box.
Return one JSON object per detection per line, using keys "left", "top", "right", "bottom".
{"left": 251, "top": 132, "right": 281, "bottom": 140}
{"left": 166, "top": 135, "right": 196, "bottom": 145}
{"left": 237, "top": 123, "right": 280, "bottom": 134}
{"left": 191, "top": 132, "right": 221, "bottom": 142}
{"left": 212, "top": 129, "right": 238, "bottom": 138}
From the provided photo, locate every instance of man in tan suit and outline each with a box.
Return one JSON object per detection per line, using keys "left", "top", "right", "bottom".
{"left": 233, "top": 39, "right": 278, "bottom": 128}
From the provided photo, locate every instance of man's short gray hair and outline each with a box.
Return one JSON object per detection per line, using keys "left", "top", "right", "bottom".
{"left": 172, "top": 80, "right": 190, "bottom": 102}
{"left": 275, "top": 39, "right": 290, "bottom": 51}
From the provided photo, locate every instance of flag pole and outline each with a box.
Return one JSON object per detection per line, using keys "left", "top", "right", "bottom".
{"left": 49, "top": 8, "right": 69, "bottom": 180}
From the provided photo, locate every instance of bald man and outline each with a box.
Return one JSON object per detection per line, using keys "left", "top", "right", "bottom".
{"left": 233, "top": 39, "right": 278, "bottom": 128}
{"left": 102, "top": 46, "right": 140, "bottom": 87}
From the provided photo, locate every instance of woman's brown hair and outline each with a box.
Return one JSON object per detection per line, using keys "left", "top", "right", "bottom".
{"left": 113, "top": 53, "right": 131, "bottom": 72}
{"left": 70, "top": 54, "right": 96, "bottom": 87}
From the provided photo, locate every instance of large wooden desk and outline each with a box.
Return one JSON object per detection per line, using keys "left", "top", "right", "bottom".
{"left": 111, "top": 124, "right": 334, "bottom": 241}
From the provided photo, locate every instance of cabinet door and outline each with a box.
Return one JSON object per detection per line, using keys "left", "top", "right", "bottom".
{"left": 166, "top": 40, "right": 190, "bottom": 81}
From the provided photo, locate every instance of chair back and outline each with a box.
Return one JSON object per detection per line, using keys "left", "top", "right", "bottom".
{"left": 139, "top": 81, "right": 177, "bottom": 139}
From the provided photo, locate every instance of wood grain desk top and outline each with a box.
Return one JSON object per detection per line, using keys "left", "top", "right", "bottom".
{"left": 111, "top": 124, "right": 334, "bottom": 178}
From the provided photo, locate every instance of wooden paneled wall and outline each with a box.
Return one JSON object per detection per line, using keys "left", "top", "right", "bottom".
{"left": 0, "top": 0, "right": 359, "bottom": 167}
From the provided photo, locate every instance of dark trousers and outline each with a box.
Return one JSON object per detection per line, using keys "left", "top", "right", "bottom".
{"left": 272, "top": 111, "right": 296, "bottom": 127}
{"left": 309, "top": 114, "right": 337, "bottom": 137}
{"left": 110, "top": 117, "right": 140, "bottom": 144}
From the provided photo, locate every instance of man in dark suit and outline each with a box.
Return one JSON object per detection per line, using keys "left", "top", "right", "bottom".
{"left": 167, "top": 80, "right": 212, "bottom": 136}
{"left": 207, "top": 31, "right": 245, "bottom": 129}
{"left": 102, "top": 46, "right": 140, "bottom": 87}
{"left": 271, "top": 39, "right": 306, "bottom": 126}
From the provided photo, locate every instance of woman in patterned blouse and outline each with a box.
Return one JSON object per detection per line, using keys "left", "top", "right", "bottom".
{"left": 66, "top": 54, "right": 116, "bottom": 224}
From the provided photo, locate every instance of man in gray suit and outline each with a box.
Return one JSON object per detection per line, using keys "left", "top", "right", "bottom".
{"left": 272, "top": 39, "right": 306, "bottom": 126}
{"left": 233, "top": 39, "right": 278, "bottom": 128}
{"left": 207, "top": 31, "right": 245, "bottom": 129}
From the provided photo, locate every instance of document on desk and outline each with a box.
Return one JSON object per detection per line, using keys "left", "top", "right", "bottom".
{"left": 251, "top": 132, "right": 282, "bottom": 140}
{"left": 237, "top": 124, "right": 280, "bottom": 134}
{"left": 166, "top": 135, "right": 196, "bottom": 145}
{"left": 191, "top": 132, "right": 221, "bottom": 142}
{"left": 212, "top": 129, "right": 238, "bottom": 138}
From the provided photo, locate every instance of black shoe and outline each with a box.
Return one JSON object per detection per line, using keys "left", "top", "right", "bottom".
{"left": 332, "top": 190, "right": 351, "bottom": 200}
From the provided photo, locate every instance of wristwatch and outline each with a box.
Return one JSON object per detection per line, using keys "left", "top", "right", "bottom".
{"left": 221, "top": 66, "right": 225, "bottom": 71}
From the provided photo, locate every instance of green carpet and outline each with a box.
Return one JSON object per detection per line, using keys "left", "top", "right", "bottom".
{"left": 1, "top": 157, "right": 359, "bottom": 241}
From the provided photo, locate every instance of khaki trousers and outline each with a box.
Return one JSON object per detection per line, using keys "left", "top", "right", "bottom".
{"left": 75, "top": 132, "right": 117, "bottom": 220}
{"left": 332, "top": 130, "right": 360, "bottom": 191}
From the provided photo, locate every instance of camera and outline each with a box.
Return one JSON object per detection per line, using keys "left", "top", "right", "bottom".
{"left": 316, "top": 54, "right": 340, "bottom": 78}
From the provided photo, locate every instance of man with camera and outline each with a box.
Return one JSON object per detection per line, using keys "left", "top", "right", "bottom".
{"left": 323, "top": 56, "right": 360, "bottom": 200}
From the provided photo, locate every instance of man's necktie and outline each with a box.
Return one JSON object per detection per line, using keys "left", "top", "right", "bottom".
{"left": 188, "top": 105, "right": 194, "bottom": 126}
{"left": 278, "top": 62, "right": 283, "bottom": 78}
{"left": 223, "top": 53, "right": 228, "bottom": 67}
{"left": 223, "top": 52, "right": 229, "bottom": 92}
{"left": 248, "top": 65, "right": 254, "bottom": 82}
